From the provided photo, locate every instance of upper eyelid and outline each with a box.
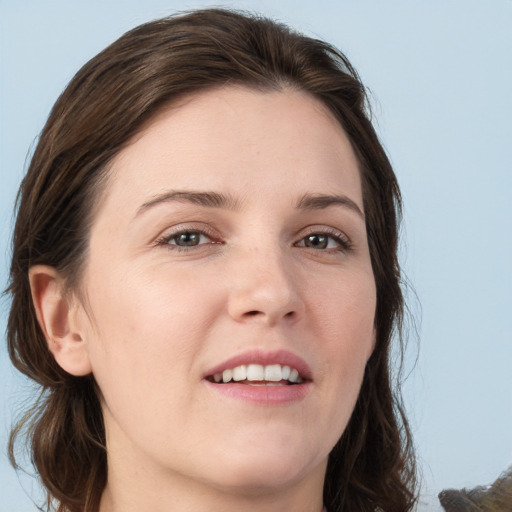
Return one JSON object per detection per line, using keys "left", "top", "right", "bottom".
{"left": 153, "top": 224, "right": 219, "bottom": 246}
{"left": 295, "top": 225, "right": 351, "bottom": 241}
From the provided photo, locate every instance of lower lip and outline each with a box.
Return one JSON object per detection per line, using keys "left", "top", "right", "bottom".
{"left": 204, "top": 381, "right": 312, "bottom": 405}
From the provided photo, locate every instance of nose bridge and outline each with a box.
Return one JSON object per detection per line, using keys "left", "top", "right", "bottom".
{"left": 227, "top": 241, "right": 304, "bottom": 325}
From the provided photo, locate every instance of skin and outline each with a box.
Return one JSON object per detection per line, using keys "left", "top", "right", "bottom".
{"left": 31, "top": 87, "right": 376, "bottom": 512}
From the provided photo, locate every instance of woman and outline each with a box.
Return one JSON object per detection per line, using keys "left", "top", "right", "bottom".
{"left": 7, "top": 8, "right": 417, "bottom": 512}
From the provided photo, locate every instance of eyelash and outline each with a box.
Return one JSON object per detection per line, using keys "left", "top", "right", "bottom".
{"left": 155, "top": 227, "right": 352, "bottom": 253}
{"left": 155, "top": 226, "right": 220, "bottom": 252}
{"left": 295, "top": 228, "right": 352, "bottom": 252}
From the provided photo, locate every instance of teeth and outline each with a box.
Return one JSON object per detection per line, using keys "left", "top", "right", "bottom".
{"left": 289, "top": 368, "right": 300, "bottom": 383}
{"left": 247, "top": 364, "right": 264, "bottom": 381}
{"left": 214, "top": 364, "right": 303, "bottom": 384}
{"left": 232, "top": 365, "right": 247, "bottom": 381}
{"left": 264, "top": 364, "right": 282, "bottom": 382}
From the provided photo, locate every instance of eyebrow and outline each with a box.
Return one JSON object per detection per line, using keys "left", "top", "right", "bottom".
{"left": 136, "top": 190, "right": 240, "bottom": 217}
{"left": 296, "top": 193, "right": 364, "bottom": 219}
{"left": 136, "top": 189, "right": 364, "bottom": 219}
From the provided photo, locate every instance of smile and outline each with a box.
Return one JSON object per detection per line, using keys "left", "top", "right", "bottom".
{"left": 208, "top": 363, "right": 303, "bottom": 385}
{"left": 203, "top": 350, "right": 312, "bottom": 404}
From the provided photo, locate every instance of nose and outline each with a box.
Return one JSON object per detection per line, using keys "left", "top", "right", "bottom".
{"left": 227, "top": 247, "right": 305, "bottom": 326}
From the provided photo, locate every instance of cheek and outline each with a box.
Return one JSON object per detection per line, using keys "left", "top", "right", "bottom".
{"left": 85, "top": 258, "right": 218, "bottom": 340}
{"left": 314, "top": 267, "right": 376, "bottom": 349}
{"left": 310, "top": 267, "right": 376, "bottom": 407}
{"left": 79, "top": 263, "right": 222, "bottom": 407}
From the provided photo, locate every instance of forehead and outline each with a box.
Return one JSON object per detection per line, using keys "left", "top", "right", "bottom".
{"left": 99, "top": 86, "right": 363, "bottom": 214}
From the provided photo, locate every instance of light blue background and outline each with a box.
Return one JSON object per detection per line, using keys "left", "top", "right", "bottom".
{"left": 1, "top": 1, "right": 511, "bottom": 511}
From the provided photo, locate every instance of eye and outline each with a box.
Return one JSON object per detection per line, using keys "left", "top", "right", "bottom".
{"left": 295, "top": 231, "right": 351, "bottom": 251}
{"left": 155, "top": 229, "right": 218, "bottom": 251}
{"left": 170, "top": 231, "right": 209, "bottom": 247}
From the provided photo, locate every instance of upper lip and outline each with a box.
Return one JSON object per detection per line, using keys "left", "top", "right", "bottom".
{"left": 203, "top": 349, "right": 313, "bottom": 381}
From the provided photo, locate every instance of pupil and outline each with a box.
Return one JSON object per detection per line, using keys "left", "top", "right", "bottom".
{"left": 176, "top": 232, "right": 200, "bottom": 246}
{"left": 306, "top": 234, "right": 327, "bottom": 249}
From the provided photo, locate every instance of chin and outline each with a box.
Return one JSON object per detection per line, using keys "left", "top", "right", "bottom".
{"left": 216, "top": 467, "right": 307, "bottom": 495}
{"left": 207, "top": 445, "right": 325, "bottom": 494}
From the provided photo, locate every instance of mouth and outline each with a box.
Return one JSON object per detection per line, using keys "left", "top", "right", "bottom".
{"left": 203, "top": 350, "right": 312, "bottom": 404}
{"left": 206, "top": 363, "right": 304, "bottom": 386}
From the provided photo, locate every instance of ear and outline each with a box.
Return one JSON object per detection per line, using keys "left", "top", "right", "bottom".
{"left": 29, "top": 265, "right": 92, "bottom": 376}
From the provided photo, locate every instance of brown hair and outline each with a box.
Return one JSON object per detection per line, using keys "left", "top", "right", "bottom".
{"left": 7, "top": 8, "right": 417, "bottom": 512}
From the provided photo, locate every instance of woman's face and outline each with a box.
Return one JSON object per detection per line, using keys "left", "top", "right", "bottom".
{"left": 74, "top": 87, "right": 376, "bottom": 495}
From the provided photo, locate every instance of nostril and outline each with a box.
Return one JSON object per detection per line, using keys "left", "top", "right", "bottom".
{"left": 244, "top": 310, "right": 295, "bottom": 319}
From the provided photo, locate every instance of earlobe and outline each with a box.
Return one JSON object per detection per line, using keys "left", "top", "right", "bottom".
{"left": 29, "top": 265, "right": 92, "bottom": 376}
